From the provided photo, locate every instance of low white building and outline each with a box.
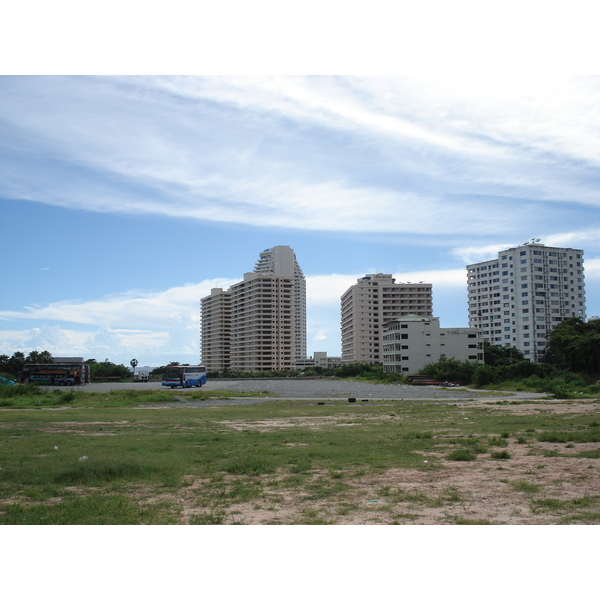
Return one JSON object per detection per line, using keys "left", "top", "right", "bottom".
{"left": 296, "top": 352, "right": 343, "bottom": 370}
{"left": 382, "top": 315, "right": 483, "bottom": 374}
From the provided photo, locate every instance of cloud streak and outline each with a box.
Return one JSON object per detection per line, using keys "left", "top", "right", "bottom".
{"left": 1, "top": 76, "right": 599, "bottom": 240}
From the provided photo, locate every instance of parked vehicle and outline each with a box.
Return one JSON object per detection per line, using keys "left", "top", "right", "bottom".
{"left": 19, "top": 362, "right": 90, "bottom": 385}
{"left": 162, "top": 365, "right": 207, "bottom": 388}
{"left": 134, "top": 370, "right": 149, "bottom": 382}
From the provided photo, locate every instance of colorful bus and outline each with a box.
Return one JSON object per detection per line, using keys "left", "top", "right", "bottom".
{"left": 162, "top": 365, "right": 207, "bottom": 388}
{"left": 20, "top": 362, "right": 90, "bottom": 386}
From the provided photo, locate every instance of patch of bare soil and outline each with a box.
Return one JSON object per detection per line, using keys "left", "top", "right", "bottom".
{"left": 174, "top": 399, "right": 600, "bottom": 524}
{"left": 34, "top": 421, "right": 132, "bottom": 436}
{"left": 216, "top": 415, "right": 366, "bottom": 432}
{"left": 477, "top": 397, "right": 600, "bottom": 415}
{"left": 172, "top": 446, "right": 600, "bottom": 524}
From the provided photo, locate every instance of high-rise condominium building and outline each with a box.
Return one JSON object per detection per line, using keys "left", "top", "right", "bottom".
{"left": 253, "top": 246, "right": 307, "bottom": 362}
{"left": 200, "top": 288, "right": 231, "bottom": 372}
{"left": 201, "top": 246, "right": 307, "bottom": 371}
{"left": 340, "top": 273, "right": 433, "bottom": 363}
{"left": 467, "top": 242, "right": 586, "bottom": 362}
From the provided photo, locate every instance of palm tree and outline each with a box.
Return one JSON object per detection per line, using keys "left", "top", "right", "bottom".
{"left": 26, "top": 350, "right": 53, "bottom": 364}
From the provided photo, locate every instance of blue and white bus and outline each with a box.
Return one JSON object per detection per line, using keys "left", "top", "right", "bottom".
{"left": 162, "top": 365, "right": 207, "bottom": 389}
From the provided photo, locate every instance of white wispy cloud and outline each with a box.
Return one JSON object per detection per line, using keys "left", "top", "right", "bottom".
{"left": 0, "top": 278, "right": 238, "bottom": 328}
{"left": 452, "top": 232, "right": 600, "bottom": 266}
{"left": 1, "top": 76, "right": 599, "bottom": 239}
{"left": 544, "top": 229, "right": 600, "bottom": 250}
{"left": 451, "top": 244, "right": 519, "bottom": 265}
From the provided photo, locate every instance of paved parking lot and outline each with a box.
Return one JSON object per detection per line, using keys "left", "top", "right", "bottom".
{"left": 76, "top": 378, "right": 543, "bottom": 401}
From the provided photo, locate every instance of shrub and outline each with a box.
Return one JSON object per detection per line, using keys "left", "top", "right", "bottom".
{"left": 415, "top": 358, "right": 477, "bottom": 386}
{"left": 472, "top": 365, "right": 496, "bottom": 388}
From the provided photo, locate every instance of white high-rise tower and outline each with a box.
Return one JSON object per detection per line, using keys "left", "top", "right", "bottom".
{"left": 467, "top": 241, "right": 586, "bottom": 362}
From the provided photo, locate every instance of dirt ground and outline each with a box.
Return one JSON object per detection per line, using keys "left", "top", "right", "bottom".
{"left": 6, "top": 392, "right": 599, "bottom": 524}
{"left": 159, "top": 398, "right": 600, "bottom": 524}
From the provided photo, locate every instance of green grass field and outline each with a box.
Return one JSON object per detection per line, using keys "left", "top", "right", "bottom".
{"left": 1, "top": 390, "right": 599, "bottom": 524}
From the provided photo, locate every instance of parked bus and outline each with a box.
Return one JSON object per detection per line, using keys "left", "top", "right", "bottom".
{"left": 20, "top": 362, "right": 90, "bottom": 386}
{"left": 162, "top": 365, "right": 207, "bottom": 388}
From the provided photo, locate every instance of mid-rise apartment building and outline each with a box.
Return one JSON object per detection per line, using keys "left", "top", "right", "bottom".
{"left": 467, "top": 242, "right": 586, "bottom": 362}
{"left": 382, "top": 315, "right": 483, "bottom": 374}
{"left": 201, "top": 246, "right": 307, "bottom": 372}
{"left": 340, "top": 273, "right": 433, "bottom": 363}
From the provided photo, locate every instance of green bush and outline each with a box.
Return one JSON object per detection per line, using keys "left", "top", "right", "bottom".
{"left": 472, "top": 365, "right": 497, "bottom": 388}
{"left": 415, "top": 357, "right": 477, "bottom": 386}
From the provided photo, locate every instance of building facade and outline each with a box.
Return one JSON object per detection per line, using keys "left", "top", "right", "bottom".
{"left": 467, "top": 242, "right": 586, "bottom": 362}
{"left": 340, "top": 274, "right": 433, "bottom": 364}
{"left": 296, "top": 352, "right": 343, "bottom": 370}
{"left": 253, "top": 246, "right": 307, "bottom": 362}
{"left": 201, "top": 246, "right": 307, "bottom": 372}
{"left": 382, "top": 315, "right": 483, "bottom": 374}
{"left": 200, "top": 288, "right": 231, "bottom": 372}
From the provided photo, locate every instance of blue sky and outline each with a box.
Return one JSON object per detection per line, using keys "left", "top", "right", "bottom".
{"left": 1, "top": 75, "right": 600, "bottom": 367}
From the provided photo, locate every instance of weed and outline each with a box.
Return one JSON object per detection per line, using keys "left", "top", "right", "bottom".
{"left": 574, "top": 449, "right": 600, "bottom": 459}
{"left": 489, "top": 437, "right": 509, "bottom": 447}
{"left": 455, "top": 517, "right": 493, "bottom": 525}
{"left": 224, "top": 456, "right": 276, "bottom": 476}
{"left": 378, "top": 485, "right": 392, "bottom": 496}
{"left": 289, "top": 459, "right": 313, "bottom": 474}
{"left": 0, "top": 494, "right": 178, "bottom": 525}
{"left": 490, "top": 451, "right": 511, "bottom": 460}
{"left": 337, "top": 502, "right": 359, "bottom": 515}
{"left": 190, "top": 511, "right": 227, "bottom": 524}
{"left": 402, "top": 431, "right": 433, "bottom": 439}
{"left": 537, "top": 430, "right": 600, "bottom": 443}
{"left": 295, "top": 509, "right": 331, "bottom": 525}
{"left": 542, "top": 449, "right": 560, "bottom": 457}
{"left": 511, "top": 480, "right": 542, "bottom": 494}
{"left": 441, "top": 487, "right": 464, "bottom": 503}
{"left": 447, "top": 449, "right": 477, "bottom": 461}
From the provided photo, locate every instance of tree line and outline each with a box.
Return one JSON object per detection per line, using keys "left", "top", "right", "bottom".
{"left": 0, "top": 354, "right": 187, "bottom": 382}
{"left": 2, "top": 318, "right": 599, "bottom": 389}
{"left": 0, "top": 353, "right": 134, "bottom": 381}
